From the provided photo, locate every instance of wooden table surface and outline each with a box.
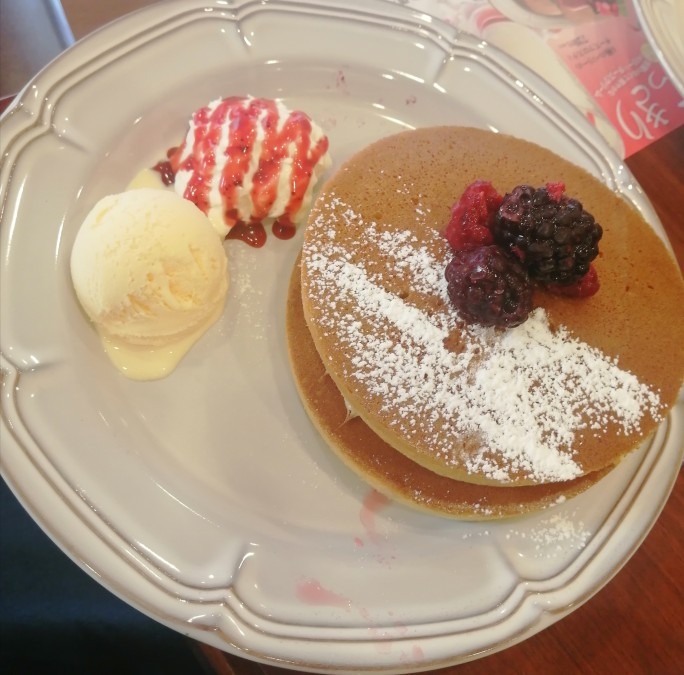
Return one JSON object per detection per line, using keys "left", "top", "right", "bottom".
{"left": 7, "top": 2, "right": 684, "bottom": 674}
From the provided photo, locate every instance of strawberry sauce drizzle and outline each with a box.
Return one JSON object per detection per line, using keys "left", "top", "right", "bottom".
{"left": 166, "top": 97, "right": 329, "bottom": 247}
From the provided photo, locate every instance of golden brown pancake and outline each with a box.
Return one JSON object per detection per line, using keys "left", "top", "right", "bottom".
{"left": 299, "top": 127, "right": 684, "bottom": 488}
{"left": 287, "top": 257, "right": 610, "bottom": 519}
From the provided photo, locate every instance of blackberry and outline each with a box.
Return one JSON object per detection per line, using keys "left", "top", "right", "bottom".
{"left": 445, "top": 245, "right": 533, "bottom": 328}
{"left": 492, "top": 184, "right": 603, "bottom": 285}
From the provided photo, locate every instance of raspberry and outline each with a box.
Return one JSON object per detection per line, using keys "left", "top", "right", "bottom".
{"left": 444, "top": 180, "right": 501, "bottom": 251}
{"left": 492, "top": 184, "right": 603, "bottom": 285}
{"left": 545, "top": 181, "right": 565, "bottom": 202}
{"left": 445, "top": 245, "right": 533, "bottom": 328}
{"left": 546, "top": 264, "right": 600, "bottom": 297}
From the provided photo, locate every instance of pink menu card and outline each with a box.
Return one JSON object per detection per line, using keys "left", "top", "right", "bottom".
{"left": 411, "top": 0, "right": 683, "bottom": 157}
{"left": 547, "top": 1, "right": 683, "bottom": 156}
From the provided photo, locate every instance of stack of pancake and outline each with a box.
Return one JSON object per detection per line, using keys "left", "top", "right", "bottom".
{"left": 286, "top": 127, "right": 684, "bottom": 520}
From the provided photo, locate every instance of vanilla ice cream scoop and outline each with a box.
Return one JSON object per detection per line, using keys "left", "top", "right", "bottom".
{"left": 71, "top": 188, "right": 228, "bottom": 379}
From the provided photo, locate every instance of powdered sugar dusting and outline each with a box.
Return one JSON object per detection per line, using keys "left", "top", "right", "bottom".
{"left": 302, "top": 195, "right": 663, "bottom": 484}
{"left": 505, "top": 511, "right": 591, "bottom": 558}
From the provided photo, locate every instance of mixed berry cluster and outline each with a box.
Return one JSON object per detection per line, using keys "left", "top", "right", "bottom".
{"left": 444, "top": 180, "right": 602, "bottom": 328}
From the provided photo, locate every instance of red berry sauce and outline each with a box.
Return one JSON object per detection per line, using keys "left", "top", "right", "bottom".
{"left": 152, "top": 160, "right": 175, "bottom": 186}
{"left": 152, "top": 146, "right": 180, "bottom": 186}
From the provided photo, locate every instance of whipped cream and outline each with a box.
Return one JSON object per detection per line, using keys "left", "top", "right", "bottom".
{"left": 173, "top": 96, "right": 331, "bottom": 237}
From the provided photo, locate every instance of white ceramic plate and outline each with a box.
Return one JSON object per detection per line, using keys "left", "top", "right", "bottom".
{"left": 1, "top": 1, "right": 682, "bottom": 672}
{"left": 634, "top": 0, "right": 684, "bottom": 96}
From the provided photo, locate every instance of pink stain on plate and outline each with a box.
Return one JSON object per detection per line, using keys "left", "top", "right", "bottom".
{"left": 296, "top": 578, "right": 350, "bottom": 609}
{"left": 360, "top": 489, "right": 391, "bottom": 545}
{"left": 397, "top": 643, "right": 426, "bottom": 664}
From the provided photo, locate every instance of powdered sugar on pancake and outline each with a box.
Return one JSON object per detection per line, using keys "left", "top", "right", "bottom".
{"left": 302, "top": 195, "right": 663, "bottom": 484}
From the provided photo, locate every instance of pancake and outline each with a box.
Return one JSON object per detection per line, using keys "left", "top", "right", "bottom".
{"left": 287, "top": 257, "right": 611, "bottom": 520}
{"left": 299, "top": 127, "right": 684, "bottom": 488}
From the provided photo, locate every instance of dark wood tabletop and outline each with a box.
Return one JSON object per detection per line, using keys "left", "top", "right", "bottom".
{"left": 192, "top": 126, "right": 684, "bottom": 674}
{"left": 4, "top": 2, "right": 683, "bottom": 673}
